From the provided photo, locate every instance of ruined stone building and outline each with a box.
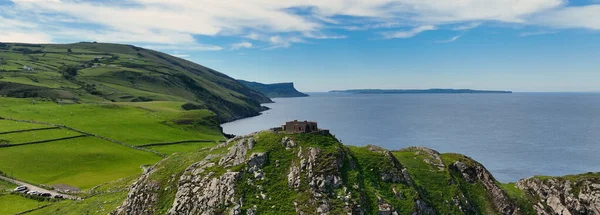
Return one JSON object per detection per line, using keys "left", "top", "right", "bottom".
{"left": 282, "top": 120, "right": 318, "bottom": 133}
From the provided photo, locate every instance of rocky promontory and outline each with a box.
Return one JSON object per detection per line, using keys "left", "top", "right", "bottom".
{"left": 114, "top": 130, "right": 600, "bottom": 215}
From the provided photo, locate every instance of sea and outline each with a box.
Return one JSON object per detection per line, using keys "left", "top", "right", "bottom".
{"left": 222, "top": 93, "right": 600, "bottom": 182}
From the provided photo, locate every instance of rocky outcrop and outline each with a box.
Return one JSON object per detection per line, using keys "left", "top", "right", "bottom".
{"left": 405, "top": 146, "right": 445, "bottom": 171}
{"left": 516, "top": 176, "right": 600, "bottom": 215}
{"left": 115, "top": 131, "right": 600, "bottom": 215}
{"left": 368, "top": 145, "right": 408, "bottom": 184}
{"left": 113, "top": 165, "right": 161, "bottom": 215}
{"left": 219, "top": 137, "right": 255, "bottom": 167}
{"left": 166, "top": 135, "right": 261, "bottom": 215}
{"left": 450, "top": 160, "right": 520, "bottom": 215}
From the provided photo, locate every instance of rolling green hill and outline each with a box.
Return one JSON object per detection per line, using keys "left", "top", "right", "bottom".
{"left": 238, "top": 80, "right": 308, "bottom": 98}
{"left": 0, "top": 42, "right": 271, "bottom": 122}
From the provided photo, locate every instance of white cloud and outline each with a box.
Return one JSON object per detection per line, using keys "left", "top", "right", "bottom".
{"left": 267, "top": 36, "right": 305, "bottom": 49}
{"left": 0, "top": 32, "right": 52, "bottom": 43}
{"left": 230, "top": 42, "right": 253, "bottom": 50}
{"left": 2, "top": 0, "right": 600, "bottom": 49}
{"left": 452, "top": 23, "right": 481, "bottom": 31}
{"left": 532, "top": 5, "right": 600, "bottom": 30}
{"left": 382, "top": 25, "right": 436, "bottom": 39}
{"left": 303, "top": 32, "right": 347, "bottom": 39}
{"left": 172, "top": 54, "right": 189, "bottom": 58}
{"left": 519, "top": 30, "right": 557, "bottom": 36}
{"left": 143, "top": 44, "right": 223, "bottom": 51}
{"left": 436, "top": 35, "right": 461, "bottom": 43}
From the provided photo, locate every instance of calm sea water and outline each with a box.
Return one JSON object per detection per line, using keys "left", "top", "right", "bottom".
{"left": 222, "top": 93, "right": 600, "bottom": 182}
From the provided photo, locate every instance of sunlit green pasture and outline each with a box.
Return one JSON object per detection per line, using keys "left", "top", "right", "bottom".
{"left": 0, "top": 120, "right": 50, "bottom": 133}
{"left": 0, "top": 136, "right": 161, "bottom": 190}
{"left": 0, "top": 194, "right": 49, "bottom": 215}
{"left": 0, "top": 128, "right": 80, "bottom": 145}
{"left": 0, "top": 98, "right": 223, "bottom": 146}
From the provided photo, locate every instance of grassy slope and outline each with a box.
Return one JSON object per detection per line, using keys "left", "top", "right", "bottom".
{"left": 28, "top": 175, "right": 139, "bottom": 215}
{"left": 145, "top": 142, "right": 217, "bottom": 155}
{"left": 0, "top": 128, "right": 80, "bottom": 145}
{"left": 0, "top": 97, "right": 227, "bottom": 213}
{"left": 0, "top": 42, "right": 271, "bottom": 122}
{"left": 0, "top": 136, "right": 161, "bottom": 189}
{"left": 0, "top": 179, "right": 16, "bottom": 192}
{"left": 0, "top": 119, "right": 51, "bottom": 132}
{"left": 0, "top": 194, "right": 49, "bottom": 215}
{"left": 0, "top": 98, "right": 223, "bottom": 145}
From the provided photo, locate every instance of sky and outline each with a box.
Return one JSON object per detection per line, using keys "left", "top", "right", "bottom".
{"left": 1, "top": 0, "right": 600, "bottom": 92}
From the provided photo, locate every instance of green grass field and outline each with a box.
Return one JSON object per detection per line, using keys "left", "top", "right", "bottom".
{"left": 0, "top": 136, "right": 161, "bottom": 190}
{"left": 0, "top": 98, "right": 224, "bottom": 146}
{"left": 0, "top": 179, "right": 16, "bottom": 192}
{"left": 0, "top": 194, "right": 49, "bottom": 215}
{"left": 0, "top": 128, "right": 81, "bottom": 145}
{"left": 145, "top": 142, "right": 217, "bottom": 155}
{"left": 0, "top": 120, "right": 51, "bottom": 133}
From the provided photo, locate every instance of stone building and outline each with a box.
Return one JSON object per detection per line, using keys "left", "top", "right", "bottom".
{"left": 282, "top": 120, "right": 318, "bottom": 133}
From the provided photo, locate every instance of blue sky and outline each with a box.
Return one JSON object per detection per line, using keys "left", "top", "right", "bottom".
{"left": 1, "top": 0, "right": 600, "bottom": 92}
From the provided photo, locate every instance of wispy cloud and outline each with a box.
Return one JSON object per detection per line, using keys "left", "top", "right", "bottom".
{"left": 436, "top": 35, "right": 461, "bottom": 43}
{"left": 530, "top": 5, "right": 600, "bottom": 30}
{"left": 303, "top": 32, "right": 347, "bottom": 39}
{"left": 266, "top": 36, "right": 305, "bottom": 49}
{"left": 2, "top": 0, "right": 600, "bottom": 49}
{"left": 172, "top": 54, "right": 189, "bottom": 58}
{"left": 143, "top": 44, "right": 223, "bottom": 51}
{"left": 382, "top": 25, "right": 437, "bottom": 39}
{"left": 519, "top": 30, "right": 557, "bottom": 37}
{"left": 230, "top": 42, "right": 253, "bottom": 50}
{"left": 452, "top": 23, "right": 481, "bottom": 31}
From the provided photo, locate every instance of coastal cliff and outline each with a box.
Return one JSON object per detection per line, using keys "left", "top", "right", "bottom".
{"left": 114, "top": 131, "right": 599, "bottom": 215}
{"left": 238, "top": 80, "right": 309, "bottom": 98}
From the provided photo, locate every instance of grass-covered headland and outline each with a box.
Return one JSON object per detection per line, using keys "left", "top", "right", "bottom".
{"left": 115, "top": 130, "right": 600, "bottom": 215}
{"left": 0, "top": 42, "right": 597, "bottom": 214}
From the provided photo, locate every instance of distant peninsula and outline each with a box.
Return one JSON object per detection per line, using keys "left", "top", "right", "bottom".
{"left": 329, "top": 89, "right": 512, "bottom": 94}
{"left": 238, "top": 80, "right": 309, "bottom": 98}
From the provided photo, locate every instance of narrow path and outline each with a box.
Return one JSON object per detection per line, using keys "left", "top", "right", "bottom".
{"left": 0, "top": 175, "right": 79, "bottom": 200}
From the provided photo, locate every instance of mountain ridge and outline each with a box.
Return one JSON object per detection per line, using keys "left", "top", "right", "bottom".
{"left": 0, "top": 42, "right": 272, "bottom": 122}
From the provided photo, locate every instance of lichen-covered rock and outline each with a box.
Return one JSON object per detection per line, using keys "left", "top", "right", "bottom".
{"left": 282, "top": 136, "right": 296, "bottom": 149}
{"left": 516, "top": 176, "right": 600, "bottom": 215}
{"left": 114, "top": 131, "right": 600, "bottom": 215}
{"left": 114, "top": 165, "right": 161, "bottom": 215}
{"left": 219, "top": 138, "right": 253, "bottom": 167}
{"left": 247, "top": 152, "right": 267, "bottom": 173}
{"left": 288, "top": 164, "right": 301, "bottom": 189}
{"left": 168, "top": 169, "right": 242, "bottom": 215}
{"left": 450, "top": 160, "right": 520, "bottom": 215}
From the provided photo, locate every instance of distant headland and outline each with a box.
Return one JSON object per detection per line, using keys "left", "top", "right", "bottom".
{"left": 329, "top": 89, "right": 512, "bottom": 94}
{"left": 238, "top": 80, "right": 309, "bottom": 98}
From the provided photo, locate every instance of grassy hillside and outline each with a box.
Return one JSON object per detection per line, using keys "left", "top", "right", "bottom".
{"left": 110, "top": 131, "right": 600, "bottom": 215}
{"left": 238, "top": 80, "right": 308, "bottom": 98}
{"left": 2, "top": 128, "right": 599, "bottom": 214}
{"left": 0, "top": 97, "right": 224, "bottom": 187}
{"left": 0, "top": 42, "right": 271, "bottom": 122}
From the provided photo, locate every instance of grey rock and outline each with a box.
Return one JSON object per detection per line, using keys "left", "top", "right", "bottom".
{"left": 516, "top": 176, "right": 600, "bottom": 215}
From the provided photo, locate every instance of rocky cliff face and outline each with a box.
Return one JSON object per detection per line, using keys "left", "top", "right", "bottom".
{"left": 237, "top": 80, "right": 309, "bottom": 98}
{"left": 516, "top": 174, "right": 600, "bottom": 215}
{"left": 114, "top": 131, "right": 600, "bottom": 215}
